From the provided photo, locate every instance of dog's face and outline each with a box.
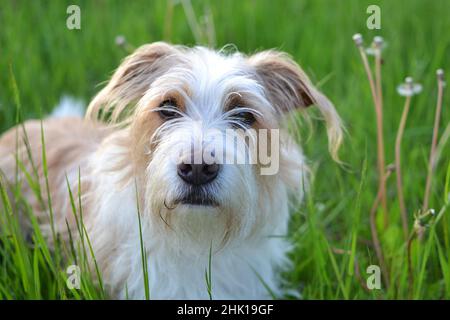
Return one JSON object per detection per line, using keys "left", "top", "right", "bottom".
{"left": 87, "top": 43, "right": 341, "bottom": 247}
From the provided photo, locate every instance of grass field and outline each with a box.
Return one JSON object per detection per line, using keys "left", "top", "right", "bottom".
{"left": 0, "top": 0, "right": 449, "bottom": 299}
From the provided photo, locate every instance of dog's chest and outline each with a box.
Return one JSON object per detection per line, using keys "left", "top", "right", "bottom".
{"left": 118, "top": 238, "right": 287, "bottom": 299}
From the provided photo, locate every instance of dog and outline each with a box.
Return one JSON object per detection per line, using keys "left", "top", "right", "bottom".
{"left": 0, "top": 42, "right": 342, "bottom": 299}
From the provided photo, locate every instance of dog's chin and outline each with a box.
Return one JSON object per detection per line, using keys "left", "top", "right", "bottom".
{"left": 176, "top": 204, "right": 221, "bottom": 217}
{"left": 157, "top": 190, "right": 245, "bottom": 248}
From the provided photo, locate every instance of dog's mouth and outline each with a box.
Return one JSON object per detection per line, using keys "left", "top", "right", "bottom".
{"left": 170, "top": 187, "right": 220, "bottom": 208}
{"left": 180, "top": 195, "right": 219, "bottom": 207}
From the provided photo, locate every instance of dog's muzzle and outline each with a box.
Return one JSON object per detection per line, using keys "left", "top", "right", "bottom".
{"left": 175, "top": 160, "right": 221, "bottom": 207}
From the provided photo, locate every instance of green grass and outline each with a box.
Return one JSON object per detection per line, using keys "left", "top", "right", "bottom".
{"left": 0, "top": 0, "right": 449, "bottom": 299}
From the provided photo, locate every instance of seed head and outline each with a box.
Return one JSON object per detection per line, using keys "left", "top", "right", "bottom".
{"left": 115, "top": 35, "right": 127, "bottom": 47}
{"left": 352, "top": 33, "right": 363, "bottom": 47}
{"left": 366, "top": 36, "right": 387, "bottom": 56}
{"left": 437, "top": 69, "right": 445, "bottom": 86}
{"left": 397, "top": 76, "right": 422, "bottom": 97}
{"left": 373, "top": 36, "right": 384, "bottom": 47}
{"left": 414, "top": 208, "right": 436, "bottom": 231}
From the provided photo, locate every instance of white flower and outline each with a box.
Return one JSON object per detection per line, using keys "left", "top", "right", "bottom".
{"left": 397, "top": 77, "right": 422, "bottom": 97}
{"left": 115, "top": 35, "right": 126, "bottom": 47}
{"left": 373, "top": 36, "right": 384, "bottom": 46}
{"left": 437, "top": 69, "right": 446, "bottom": 86}
{"left": 352, "top": 33, "right": 363, "bottom": 47}
{"left": 366, "top": 36, "right": 387, "bottom": 56}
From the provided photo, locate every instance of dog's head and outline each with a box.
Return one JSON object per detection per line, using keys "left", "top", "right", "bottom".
{"left": 87, "top": 42, "right": 342, "bottom": 248}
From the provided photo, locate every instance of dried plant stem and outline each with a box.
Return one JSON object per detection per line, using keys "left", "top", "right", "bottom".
{"left": 355, "top": 38, "right": 390, "bottom": 288}
{"left": 357, "top": 47, "right": 378, "bottom": 115}
{"left": 374, "top": 50, "right": 388, "bottom": 224}
{"left": 357, "top": 45, "right": 388, "bottom": 227}
{"left": 423, "top": 71, "right": 445, "bottom": 211}
{"left": 395, "top": 95, "right": 412, "bottom": 240}
{"left": 369, "top": 168, "right": 393, "bottom": 289}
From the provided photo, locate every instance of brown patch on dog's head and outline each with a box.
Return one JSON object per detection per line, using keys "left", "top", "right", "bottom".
{"left": 85, "top": 42, "right": 187, "bottom": 178}
{"left": 86, "top": 42, "right": 180, "bottom": 124}
{"left": 248, "top": 50, "right": 343, "bottom": 160}
{"left": 249, "top": 50, "right": 316, "bottom": 111}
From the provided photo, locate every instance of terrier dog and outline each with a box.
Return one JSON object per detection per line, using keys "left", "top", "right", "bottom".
{"left": 0, "top": 43, "right": 342, "bottom": 299}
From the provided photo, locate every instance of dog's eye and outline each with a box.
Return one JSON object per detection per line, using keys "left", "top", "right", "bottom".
{"left": 232, "top": 110, "right": 256, "bottom": 127}
{"left": 158, "top": 99, "right": 180, "bottom": 120}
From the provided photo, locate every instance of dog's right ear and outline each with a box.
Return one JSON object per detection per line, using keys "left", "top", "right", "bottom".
{"left": 249, "top": 50, "right": 343, "bottom": 161}
{"left": 86, "top": 42, "right": 178, "bottom": 123}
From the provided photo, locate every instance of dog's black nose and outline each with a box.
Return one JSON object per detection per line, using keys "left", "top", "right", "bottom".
{"left": 177, "top": 162, "right": 220, "bottom": 185}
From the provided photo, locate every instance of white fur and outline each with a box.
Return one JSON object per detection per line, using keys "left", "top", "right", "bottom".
{"left": 17, "top": 43, "right": 343, "bottom": 300}
{"left": 0, "top": 44, "right": 343, "bottom": 300}
{"left": 74, "top": 47, "right": 307, "bottom": 299}
{"left": 87, "top": 160, "right": 290, "bottom": 299}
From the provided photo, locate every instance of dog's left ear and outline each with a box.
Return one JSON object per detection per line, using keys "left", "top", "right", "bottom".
{"left": 86, "top": 42, "right": 179, "bottom": 123}
{"left": 249, "top": 50, "right": 317, "bottom": 111}
{"left": 249, "top": 50, "right": 343, "bottom": 160}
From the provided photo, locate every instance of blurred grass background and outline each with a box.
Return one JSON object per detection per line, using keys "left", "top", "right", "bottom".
{"left": 0, "top": 0, "right": 449, "bottom": 299}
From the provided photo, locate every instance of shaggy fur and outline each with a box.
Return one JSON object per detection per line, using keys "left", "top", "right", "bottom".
{"left": 0, "top": 43, "right": 342, "bottom": 299}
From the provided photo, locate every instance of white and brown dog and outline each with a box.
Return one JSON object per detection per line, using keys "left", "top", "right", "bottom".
{"left": 0, "top": 43, "right": 342, "bottom": 299}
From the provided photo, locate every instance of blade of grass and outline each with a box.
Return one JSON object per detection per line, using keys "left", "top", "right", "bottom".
{"left": 205, "top": 241, "right": 213, "bottom": 300}
{"left": 135, "top": 181, "right": 150, "bottom": 300}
